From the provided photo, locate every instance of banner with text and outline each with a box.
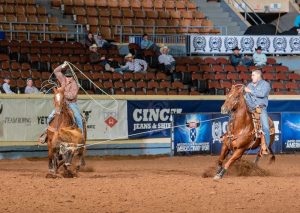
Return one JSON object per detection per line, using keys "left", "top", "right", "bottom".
{"left": 281, "top": 113, "right": 300, "bottom": 152}
{"left": 190, "top": 35, "right": 300, "bottom": 54}
{"left": 127, "top": 100, "right": 223, "bottom": 138}
{"left": 173, "top": 113, "right": 211, "bottom": 155}
{"left": 0, "top": 98, "right": 127, "bottom": 141}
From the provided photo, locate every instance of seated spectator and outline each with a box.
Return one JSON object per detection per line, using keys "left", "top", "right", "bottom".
{"left": 253, "top": 46, "right": 267, "bottom": 67}
{"left": 241, "top": 54, "right": 253, "bottom": 67}
{"left": 25, "top": 78, "right": 39, "bottom": 94}
{"left": 94, "top": 33, "right": 111, "bottom": 50}
{"left": 2, "top": 76, "right": 15, "bottom": 94}
{"left": 158, "top": 46, "right": 176, "bottom": 73}
{"left": 89, "top": 44, "right": 101, "bottom": 64}
{"left": 141, "top": 34, "right": 160, "bottom": 54}
{"left": 85, "top": 31, "right": 96, "bottom": 48}
{"left": 229, "top": 46, "right": 242, "bottom": 67}
{"left": 100, "top": 56, "right": 123, "bottom": 74}
{"left": 120, "top": 53, "right": 148, "bottom": 74}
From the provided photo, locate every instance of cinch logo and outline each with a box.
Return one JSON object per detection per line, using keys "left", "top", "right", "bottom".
{"left": 133, "top": 108, "right": 183, "bottom": 122}
{"left": 83, "top": 110, "right": 91, "bottom": 122}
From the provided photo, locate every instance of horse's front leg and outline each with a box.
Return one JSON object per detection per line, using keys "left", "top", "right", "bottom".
{"left": 214, "top": 148, "right": 245, "bottom": 180}
{"left": 216, "top": 140, "right": 230, "bottom": 174}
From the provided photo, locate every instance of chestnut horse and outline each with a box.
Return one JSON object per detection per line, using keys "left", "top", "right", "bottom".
{"left": 214, "top": 84, "right": 275, "bottom": 180}
{"left": 46, "top": 87, "right": 86, "bottom": 177}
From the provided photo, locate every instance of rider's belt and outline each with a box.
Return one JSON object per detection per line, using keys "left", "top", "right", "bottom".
{"left": 258, "top": 104, "right": 266, "bottom": 108}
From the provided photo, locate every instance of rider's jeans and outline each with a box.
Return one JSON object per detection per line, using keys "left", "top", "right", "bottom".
{"left": 260, "top": 108, "right": 270, "bottom": 147}
{"left": 47, "top": 102, "right": 83, "bottom": 133}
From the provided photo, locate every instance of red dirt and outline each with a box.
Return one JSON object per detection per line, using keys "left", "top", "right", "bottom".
{"left": 0, "top": 155, "right": 299, "bottom": 213}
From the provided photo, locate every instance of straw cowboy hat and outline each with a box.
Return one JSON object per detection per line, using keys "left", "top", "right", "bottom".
{"left": 124, "top": 53, "right": 134, "bottom": 59}
{"left": 89, "top": 44, "right": 98, "bottom": 50}
{"left": 160, "top": 46, "right": 169, "bottom": 53}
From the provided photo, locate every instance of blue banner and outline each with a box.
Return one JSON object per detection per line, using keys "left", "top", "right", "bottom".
{"left": 127, "top": 100, "right": 223, "bottom": 138}
{"left": 282, "top": 113, "right": 300, "bottom": 152}
{"left": 173, "top": 113, "right": 212, "bottom": 155}
{"left": 211, "top": 113, "right": 282, "bottom": 154}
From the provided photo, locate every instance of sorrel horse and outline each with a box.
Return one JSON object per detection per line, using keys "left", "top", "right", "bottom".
{"left": 46, "top": 87, "right": 86, "bottom": 177}
{"left": 214, "top": 84, "right": 275, "bottom": 180}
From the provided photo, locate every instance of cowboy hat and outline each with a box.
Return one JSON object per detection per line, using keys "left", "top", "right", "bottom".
{"left": 255, "top": 46, "right": 262, "bottom": 51}
{"left": 160, "top": 46, "right": 169, "bottom": 53}
{"left": 89, "top": 44, "right": 98, "bottom": 50}
{"left": 124, "top": 53, "right": 133, "bottom": 59}
{"left": 232, "top": 46, "right": 240, "bottom": 51}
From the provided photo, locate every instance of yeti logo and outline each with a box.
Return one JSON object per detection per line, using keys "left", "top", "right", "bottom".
{"left": 193, "top": 36, "right": 206, "bottom": 52}
{"left": 273, "top": 37, "right": 287, "bottom": 52}
{"left": 186, "top": 119, "right": 200, "bottom": 142}
{"left": 257, "top": 37, "right": 270, "bottom": 52}
{"left": 224, "top": 37, "right": 238, "bottom": 52}
{"left": 212, "top": 121, "right": 222, "bottom": 143}
{"left": 241, "top": 37, "right": 254, "bottom": 52}
{"left": 209, "top": 37, "right": 222, "bottom": 52}
{"left": 289, "top": 37, "right": 300, "bottom": 52}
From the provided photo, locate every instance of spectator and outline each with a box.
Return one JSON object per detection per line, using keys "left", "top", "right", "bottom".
{"left": 229, "top": 46, "right": 242, "bottom": 67}
{"left": 242, "top": 54, "right": 253, "bottom": 67}
{"left": 253, "top": 46, "right": 267, "bottom": 67}
{"left": 141, "top": 34, "right": 160, "bottom": 54}
{"left": 89, "top": 44, "right": 101, "bottom": 64}
{"left": 24, "top": 78, "right": 39, "bottom": 94}
{"left": 85, "top": 31, "right": 96, "bottom": 48}
{"left": 158, "top": 46, "right": 176, "bottom": 72}
{"left": 120, "top": 53, "right": 148, "bottom": 73}
{"left": 100, "top": 56, "right": 123, "bottom": 74}
{"left": 2, "top": 76, "right": 15, "bottom": 94}
{"left": 94, "top": 33, "right": 111, "bottom": 49}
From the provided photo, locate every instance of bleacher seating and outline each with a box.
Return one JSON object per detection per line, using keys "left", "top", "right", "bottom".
{"left": 0, "top": 39, "right": 300, "bottom": 95}
{"left": 49, "top": 0, "right": 219, "bottom": 40}
{"left": 0, "top": 0, "right": 69, "bottom": 40}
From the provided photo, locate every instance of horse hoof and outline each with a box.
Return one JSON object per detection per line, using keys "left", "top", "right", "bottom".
{"left": 213, "top": 174, "right": 222, "bottom": 181}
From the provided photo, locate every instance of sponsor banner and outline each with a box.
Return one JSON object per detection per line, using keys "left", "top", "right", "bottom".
{"left": 190, "top": 35, "right": 300, "bottom": 54}
{"left": 211, "top": 113, "right": 282, "bottom": 154}
{"left": 127, "top": 100, "right": 224, "bottom": 138}
{"left": 0, "top": 98, "right": 127, "bottom": 141}
{"left": 281, "top": 113, "right": 300, "bottom": 152}
{"left": 173, "top": 113, "right": 211, "bottom": 155}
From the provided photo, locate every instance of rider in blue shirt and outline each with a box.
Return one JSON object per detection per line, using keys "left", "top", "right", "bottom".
{"left": 245, "top": 69, "right": 271, "bottom": 155}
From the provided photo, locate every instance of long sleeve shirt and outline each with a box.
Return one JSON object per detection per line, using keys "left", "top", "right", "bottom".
{"left": 2, "top": 83, "right": 15, "bottom": 94}
{"left": 245, "top": 79, "right": 270, "bottom": 111}
{"left": 158, "top": 54, "right": 175, "bottom": 65}
{"left": 253, "top": 53, "right": 267, "bottom": 66}
{"left": 121, "top": 59, "right": 148, "bottom": 72}
{"left": 25, "top": 86, "right": 39, "bottom": 94}
{"left": 54, "top": 65, "right": 79, "bottom": 103}
{"left": 141, "top": 39, "right": 154, "bottom": 49}
{"left": 229, "top": 54, "right": 242, "bottom": 66}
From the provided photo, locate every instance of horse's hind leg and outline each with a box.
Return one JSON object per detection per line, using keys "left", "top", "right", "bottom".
{"left": 268, "top": 145, "right": 275, "bottom": 164}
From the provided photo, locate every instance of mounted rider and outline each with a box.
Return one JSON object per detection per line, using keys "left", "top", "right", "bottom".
{"left": 39, "top": 62, "right": 83, "bottom": 143}
{"left": 244, "top": 69, "right": 271, "bottom": 155}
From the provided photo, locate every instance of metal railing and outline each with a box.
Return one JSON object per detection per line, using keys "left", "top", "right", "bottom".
{"left": 0, "top": 22, "right": 85, "bottom": 41}
{"left": 228, "top": 0, "right": 265, "bottom": 25}
{"left": 115, "top": 25, "right": 228, "bottom": 43}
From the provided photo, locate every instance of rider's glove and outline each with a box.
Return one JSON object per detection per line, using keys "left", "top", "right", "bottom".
{"left": 62, "top": 61, "right": 68, "bottom": 69}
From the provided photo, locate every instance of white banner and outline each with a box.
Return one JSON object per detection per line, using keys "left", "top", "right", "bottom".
{"left": 190, "top": 35, "right": 300, "bottom": 54}
{"left": 0, "top": 98, "right": 127, "bottom": 141}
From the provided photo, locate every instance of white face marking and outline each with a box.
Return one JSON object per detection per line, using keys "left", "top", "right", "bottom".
{"left": 55, "top": 93, "right": 61, "bottom": 102}
{"left": 228, "top": 94, "right": 233, "bottom": 98}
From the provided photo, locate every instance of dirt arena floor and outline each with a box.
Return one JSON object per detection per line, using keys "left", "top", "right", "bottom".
{"left": 0, "top": 154, "right": 299, "bottom": 213}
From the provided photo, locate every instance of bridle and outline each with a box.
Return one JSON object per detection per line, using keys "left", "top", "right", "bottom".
{"left": 226, "top": 84, "right": 245, "bottom": 113}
